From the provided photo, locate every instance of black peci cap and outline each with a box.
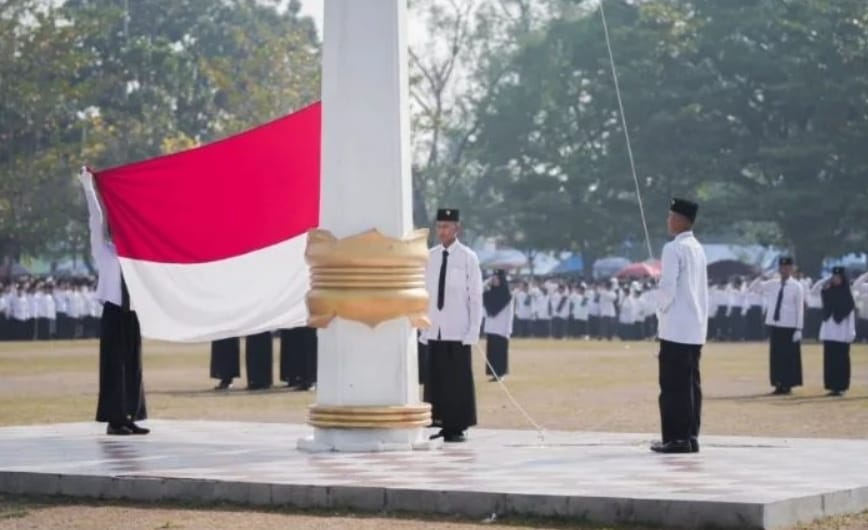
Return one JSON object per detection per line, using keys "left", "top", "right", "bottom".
{"left": 436, "top": 208, "right": 460, "bottom": 222}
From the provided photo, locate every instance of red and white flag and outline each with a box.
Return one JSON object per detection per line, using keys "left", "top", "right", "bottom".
{"left": 88, "top": 102, "right": 321, "bottom": 342}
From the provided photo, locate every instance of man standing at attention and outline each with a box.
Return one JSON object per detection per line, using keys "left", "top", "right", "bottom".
{"left": 421, "top": 208, "right": 483, "bottom": 443}
{"left": 749, "top": 257, "right": 805, "bottom": 395}
{"left": 653, "top": 198, "right": 708, "bottom": 454}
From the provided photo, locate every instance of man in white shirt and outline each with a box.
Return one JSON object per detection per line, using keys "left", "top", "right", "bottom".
{"left": 598, "top": 283, "right": 617, "bottom": 341}
{"left": 35, "top": 283, "right": 57, "bottom": 340}
{"left": 570, "top": 283, "right": 590, "bottom": 339}
{"left": 513, "top": 282, "right": 533, "bottom": 338}
{"left": 652, "top": 198, "right": 708, "bottom": 454}
{"left": 749, "top": 257, "right": 804, "bottom": 395}
{"left": 854, "top": 272, "right": 868, "bottom": 343}
{"left": 804, "top": 276, "right": 823, "bottom": 341}
{"left": 11, "top": 284, "right": 33, "bottom": 341}
{"left": 421, "top": 208, "right": 483, "bottom": 443}
{"left": 551, "top": 284, "right": 570, "bottom": 339}
{"left": 726, "top": 278, "right": 746, "bottom": 341}
{"left": 744, "top": 282, "right": 765, "bottom": 341}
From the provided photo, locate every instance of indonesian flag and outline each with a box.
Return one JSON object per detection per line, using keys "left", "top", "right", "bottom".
{"left": 90, "top": 102, "right": 321, "bottom": 342}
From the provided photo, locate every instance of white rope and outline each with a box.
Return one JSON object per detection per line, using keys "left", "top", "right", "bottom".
{"left": 474, "top": 343, "right": 547, "bottom": 443}
{"left": 598, "top": 1, "right": 655, "bottom": 262}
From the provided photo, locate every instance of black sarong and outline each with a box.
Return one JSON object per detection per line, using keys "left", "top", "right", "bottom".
{"left": 485, "top": 334, "right": 508, "bottom": 377}
{"left": 823, "top": 341, "right": 850, "bottom": 392}
{"left": 210, "top": 337, "right": 241, "bottom": 381}
{"left": 424, "top": 340, "right": 477, "bottom": 433}
{"left": 279, "top": 327, "right": 317, "bottom": 388}
{"left": 245, "top": 332, "right": 273, "bottom": 390}
{"left": 768, "top": 326, "right": 802, "bottom": 389}
{"left": 96, "top": 302, "right": 146, "bottom": 424}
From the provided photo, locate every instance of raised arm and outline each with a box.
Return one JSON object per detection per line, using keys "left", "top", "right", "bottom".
{"left": 78, "top": 168, "right": 108, "bottom": 266}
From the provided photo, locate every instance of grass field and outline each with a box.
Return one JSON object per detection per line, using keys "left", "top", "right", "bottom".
{"left": 1, "top": 337, "right": 867, "bottom": 529}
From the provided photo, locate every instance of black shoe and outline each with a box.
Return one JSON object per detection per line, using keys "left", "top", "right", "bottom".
{"left": 650, "top": 440, "right": 692, "bottom": 454}
{"left": 689, "top": 438, "right": 700, "bottom": 453}
{"left": 827, "top": 390, "right": 844, "bottom": 397}
{"left": 429, "top": 430, "right": 444, "bottom": 440}
{"left": 443, "top": 432, "right": 467, "bottom": 443}
{"left": 125, "top": 422, "right": 150, "bottom": 435}
{"left": 771, "top": 386, "right": 790, "bottom": 395}
{"left": 107, "top": 424, "right": 133, "bottom": 436}
{"left": 214, "top": 379, "right": 233, "bottom": 391}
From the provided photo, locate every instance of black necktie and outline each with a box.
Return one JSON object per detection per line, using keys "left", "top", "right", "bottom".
{"left": 121, "top": 276, "right": 130, "bottom": 312}
{"left": 437, "top": 250, "right": 449, "bottom": 310}
{"left": 772, "top": 278, "right": 786, "bottom": 322}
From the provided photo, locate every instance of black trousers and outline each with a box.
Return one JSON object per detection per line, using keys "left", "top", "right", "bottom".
{"left": 745, "top": 307, "right": 764, "bottom": 341}
{"left": 600, "top": 316, "right": 615, "bottom": 340}
{"left": 36, "top": 318, "right": 52, "bottom": 340}
{"left": 279, "top": 327, "right": 317, "bottom": 388}
{"left": 96, "top": 303, "right": 146, "bottom": 424}
{"left": 728, "top": 311, "right": 745, "bottom": 341}
{"left": 589, "top": 315, "right": 600, "bottom": 338}
{"left": 645, "top": 316, "right": 657, "bottom": 339}
{"left": 658, "top": 340, "right": 702, "bottom": 443}
{"left": 857, "top": 319, "right": 868, "bottom": 343}
{"left": 210, "top": 337, "right": 241, "bottom": 381}
{"left": 245, "top": 332, "right": 274, "bottom": 389}
{"left": 54, "top": 314, "right": 70, "bottom": 339}
{"left": 516, "top": 318, "right": 532, "bottom": 338}
{"left": 552, "top": 318, "right": 567, "bottom": 339}
{"left": 805, "top": 308, "right": 822, "bottom": 340}
{"left": 535, "top": 319, "right": 551, "bottom": 338}
{"left": 570, "top": 319, "right": 588, "bottom": 338}
{"left": 485, "top": 334, "right": 509, "bottom": 377}
{"left": 713, "top": 307, "right": 727, "bottom": 340}
{"left": 424, "top": 340, "right": 477, "bottom": 434}
{"left": 769, "top": 326, "right": 803, "bottom": 389}
{"left": 823, "top": 341, "right": 850, "bottom": 392}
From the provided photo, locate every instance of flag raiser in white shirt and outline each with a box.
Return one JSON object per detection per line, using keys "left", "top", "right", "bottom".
{"left": 656, "top": 231, "right": 709, "bottom": 345}
{"left": 420, "top": 239, "right": 483, "bottom": 346}
{"left": 750, "top": 276, "right": 804, "bottom": 330}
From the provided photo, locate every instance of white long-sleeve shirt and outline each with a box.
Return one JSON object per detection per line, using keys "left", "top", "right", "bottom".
{"left": 35, "top": 293, "right": 56, "bottom": 319}
{"left": 81, "top": 169, "right": 123, "bottom": 307}
{"left": 11, "top": 294, "right": 31, "bottom": 321}
{"left": 656, "top": 231, "right": 709, "bottom": 345}
{"left": 570, "top": 292, "right": 589, "bottom": 321}
{"left": 618, "top": 297, "right": 638, "bottom": 324}
{"left": 514, "top": 290, "right": 533, "bottom": 320}
{"left": 598, "top": 290, "right": 617, "bottom": 318}
{"left": 54, "top": 290, "right": 69, "bottom": 314}
{"left": 551, "top": 291, "right": 571, "bottom": 319}
{"left": 483, "top": 302, "right": 514, "bottom": 338}
{"left": 752, "top": 276, "right": 804, "bottom": 330}
{"left": 421, "top": 239, "right": 483, "bottom": 345}
{"left": 533, "top": 291, "right": 552, "bottom": 320}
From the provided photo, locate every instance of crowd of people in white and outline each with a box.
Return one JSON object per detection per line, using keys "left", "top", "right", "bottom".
{"left": 0, "top": 279, "right": 103, "bottom": 340}
{"left": 497, "top": 270, "right": 868, "bottom": 344}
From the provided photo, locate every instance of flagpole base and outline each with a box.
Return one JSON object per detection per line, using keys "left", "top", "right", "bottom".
{"left": 297, "top": 428, "right": 438, "bottom": 453}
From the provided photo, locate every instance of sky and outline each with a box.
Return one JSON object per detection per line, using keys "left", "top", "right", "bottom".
{"left": 296, "top": 0, "right": 324, "bottom": 35}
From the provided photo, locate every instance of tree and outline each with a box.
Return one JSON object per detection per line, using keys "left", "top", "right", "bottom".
{"left": 0, "top": 0, "right": 321, "bottom": 273}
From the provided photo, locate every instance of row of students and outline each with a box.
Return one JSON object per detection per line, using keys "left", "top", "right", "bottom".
{"left": 0, "top": 280, "right": 102, "bottom": 341}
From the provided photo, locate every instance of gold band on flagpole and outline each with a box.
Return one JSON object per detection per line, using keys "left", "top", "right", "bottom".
{"left": 305, "top": 228, "right": 431, "bottom": 329}
{"left": 308, "top": 404, "right": 432, "bottom": 429}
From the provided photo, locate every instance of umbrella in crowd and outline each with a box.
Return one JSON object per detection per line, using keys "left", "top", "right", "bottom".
{"left": 593, "top": 257, "right": 631, "bottom": 279}
{"left": 615, "top": 260, "right": 661, "bottom": 280}
{"left": 707, "top": 259, "right": 758, "bottom": 282}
